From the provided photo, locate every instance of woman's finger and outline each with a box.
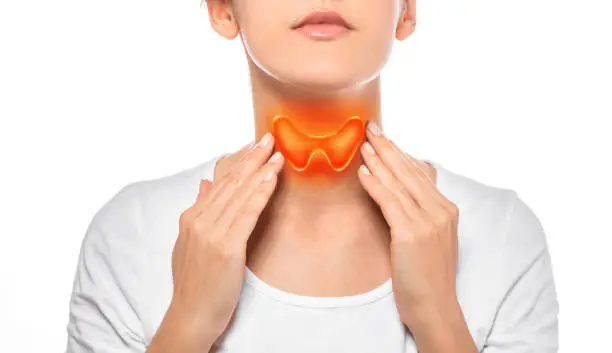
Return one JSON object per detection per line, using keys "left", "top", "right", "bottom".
{"left": 227, "top": 163, "right": 282, "bottom": 247}
{"left": 198, "top": 179, "right": 213, "bottom": 200}
{"left": 207, "top": 134, "right": 273, "bottom": 203}
{"left": 186, "top": 141, "right": 255, "bottom": 220}
{"left": 365, "top": 121, "right": 444, "bottom": 213}
{"left": 386, "top": 139, "right": 449, "bottom": 209}
{"left": 211, "top": 151, "right": 284, "bottom": 243}
{"left": 178, "top": 179, "right": 214, "bottom": 236}
{"left": 213, "top": 141, "right": 256, "bottom": 181}
{"left": 357, "top": 164, "right": 410, "bottom": 232}
{"left": 360, "top": 141, "right": 421, "bottom": 219}
{"left": 197, "top": 133, "right": 276, "bottom": 227}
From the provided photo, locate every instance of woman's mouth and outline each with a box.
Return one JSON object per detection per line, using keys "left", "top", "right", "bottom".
{"left": 291, "top": 10, "right": 354, "bottom": 41}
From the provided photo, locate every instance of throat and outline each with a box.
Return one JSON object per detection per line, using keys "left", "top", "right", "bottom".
{"left": 245, "top": 180, "right": 392, "bottom": 297}
{"left": 271, "top": 149, "right": 372, "bottom": 221}
{"left": 253, "top": 166, "right": 390, "bottom": 246}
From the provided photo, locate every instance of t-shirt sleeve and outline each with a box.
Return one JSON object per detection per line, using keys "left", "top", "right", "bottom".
{"left": 65, "top": 184, "right": 147, "bottom": 353}
{"left": 482, "top": 192, "right": 560, "bottom": 353}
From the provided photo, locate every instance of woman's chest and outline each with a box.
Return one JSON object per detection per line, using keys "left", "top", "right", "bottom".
{"left": 245, "top": 227, "right": 393, "bottom": 298}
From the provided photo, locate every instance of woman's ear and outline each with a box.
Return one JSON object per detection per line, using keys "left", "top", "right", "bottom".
{"left": 205, "top": 0, "right": 240, "bottom": 39}
{"left": 396, "top": 0, "right": 417, "bottom": 41}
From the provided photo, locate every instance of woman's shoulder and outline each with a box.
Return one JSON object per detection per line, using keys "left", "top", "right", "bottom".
{"left": 430, "top": 159, "right": 548, "bottom": 258}
{"left": 134, "top": 152, "right": 223, "bottom": 200}
{"left": 430, "top": 161, "right": 558, "bottom": 351}
{"left": 84, "top": 152, "right": 223, "bottom": 250}
{"left": 433, "top": 159, "right": 551, "bottom": 282}
{"left": 426, "top": 159, "right": 519, "bottom": 218}
{"left": 69, "top": 155, "right": 226, "bottom": 349}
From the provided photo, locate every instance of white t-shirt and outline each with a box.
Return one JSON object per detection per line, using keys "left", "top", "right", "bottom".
{"left": 65, "top": 154, "right": 559, "bottom": 353}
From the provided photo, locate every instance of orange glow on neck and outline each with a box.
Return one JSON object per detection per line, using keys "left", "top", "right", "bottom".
{"left": 272, "top": 115, "right": 366, "bottom": 172}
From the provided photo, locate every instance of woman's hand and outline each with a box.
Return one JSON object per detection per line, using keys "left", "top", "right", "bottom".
{"left": 357, "top": 121, "right": 462, "bottom": 335}
{"left": 155, "top": 133, "right": 284, "bottom": 352}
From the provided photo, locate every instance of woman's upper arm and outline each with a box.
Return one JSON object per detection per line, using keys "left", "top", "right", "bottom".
{"left": 65, "top": 183, "right": 147, "bottom": 353}
{"left": 482, "top": 193, "right": 560, "bottom": 353}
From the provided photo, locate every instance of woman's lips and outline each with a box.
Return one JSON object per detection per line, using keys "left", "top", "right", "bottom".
{"left": 292, "top": 10, "right": 353, "bottom": 41}
{"left": 295, "top": 23, "right": 350, "bottom": 40}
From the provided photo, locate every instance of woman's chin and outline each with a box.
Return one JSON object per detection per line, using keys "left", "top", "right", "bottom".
{"left": 274, "top": 72, "right": 373, "bottom": 96}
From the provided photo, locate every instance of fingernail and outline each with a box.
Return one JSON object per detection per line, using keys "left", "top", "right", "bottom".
{"left": 263, "top": 170, "right": 275, "bottom": 181}
{"left": 359, "top": 164, "right": 371, "bottom": 175}
{"left": 258, "top": 132, "right": 272, "bottom": 147}
{"left": 367, "top": 121, "right": 381, "bottom": 136}
{"left": 362, "top": 142, "right": 375, "bottom": 155}
{"left": 269, "top": 151, "right": 282, "bottom": 162}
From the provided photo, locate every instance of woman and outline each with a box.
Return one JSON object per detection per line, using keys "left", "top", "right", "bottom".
{"left": 66, "top": 0, "right": 559, "bottom": 352}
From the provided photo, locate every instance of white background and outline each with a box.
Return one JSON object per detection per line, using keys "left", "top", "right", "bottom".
{"left": 1, "top": 0, "right": 610, "bottom": 351}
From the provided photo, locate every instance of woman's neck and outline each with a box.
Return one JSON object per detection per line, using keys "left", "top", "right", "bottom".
{"left": 248, "top": 61, "right": 386, "bottom": 234}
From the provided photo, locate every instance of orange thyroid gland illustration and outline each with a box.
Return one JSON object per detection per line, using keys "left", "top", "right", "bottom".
{"left": 272, "top": 115, "right": 366, "bottom": 172}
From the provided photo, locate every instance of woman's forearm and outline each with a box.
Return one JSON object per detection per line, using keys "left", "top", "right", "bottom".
{"left": 409, "top": 299, "right": 479, "bottom": 353}
{"left": 146, "top": 302, "right": 220, "bottom": 353}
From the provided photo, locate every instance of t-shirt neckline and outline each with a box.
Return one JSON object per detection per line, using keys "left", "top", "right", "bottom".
{"left": 205, "top": 152, "right": 446, "bottom": 309}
